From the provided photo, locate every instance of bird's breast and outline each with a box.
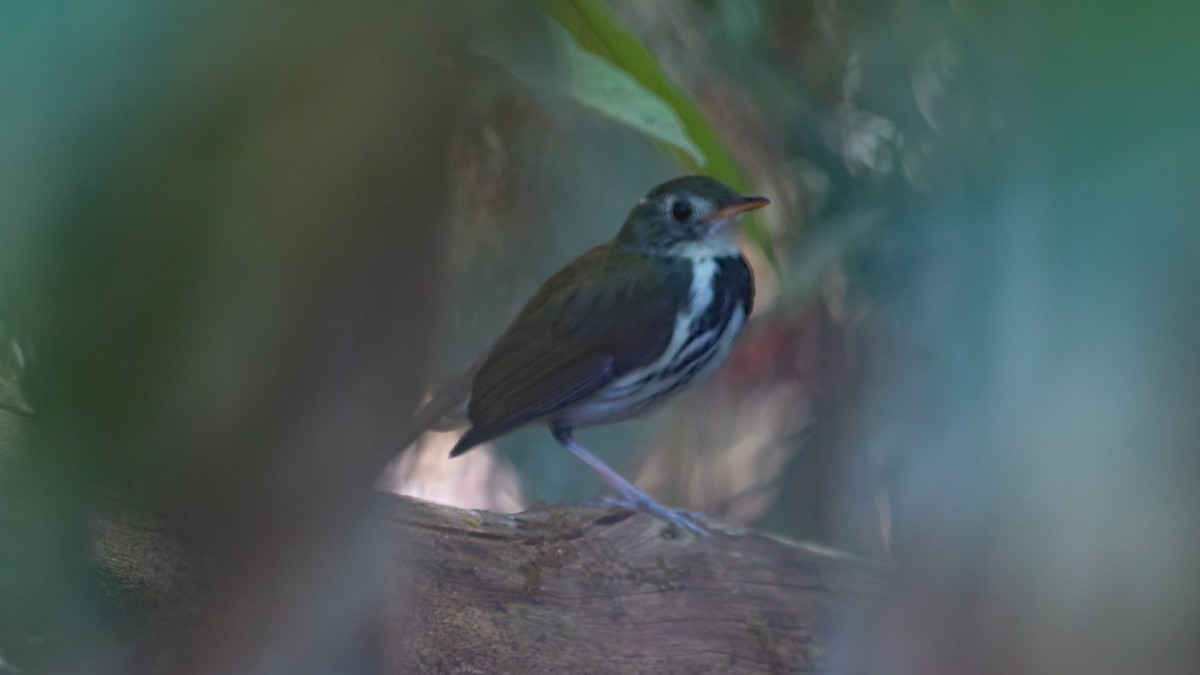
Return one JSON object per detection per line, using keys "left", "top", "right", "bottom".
{"left": 553, "top": 254, "right": 752, "bottom": 429}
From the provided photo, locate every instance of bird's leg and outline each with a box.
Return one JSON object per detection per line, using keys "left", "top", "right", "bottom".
{"left": 551, "top": 427, "right": 710, "bottom": 537}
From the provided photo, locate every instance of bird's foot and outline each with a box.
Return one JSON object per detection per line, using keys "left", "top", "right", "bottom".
{"left": 555, "top": 430, "right": 711, "bottom": 537}
{"left": 599, "top": 496, "right": 711, "bottom": 538}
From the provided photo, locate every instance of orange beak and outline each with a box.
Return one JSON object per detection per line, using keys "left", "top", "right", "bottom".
{"left": 706, "top": 195, "right": 770, "bottom": 222}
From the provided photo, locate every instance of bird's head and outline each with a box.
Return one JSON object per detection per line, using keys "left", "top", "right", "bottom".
{"left": 615, "top": 176, "right": 769, "bottom": 257}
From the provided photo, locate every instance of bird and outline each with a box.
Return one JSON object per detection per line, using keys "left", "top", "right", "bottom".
{"left": 402, "top": 176, "right": 769, "bottom": 536}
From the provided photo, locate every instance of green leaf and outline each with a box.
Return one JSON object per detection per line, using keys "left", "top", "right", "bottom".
{"left": 537, "top": 0, "right": 777, "bottom": 270}
{"left": 550, "top": 21, "right": 706, "bottom": 166}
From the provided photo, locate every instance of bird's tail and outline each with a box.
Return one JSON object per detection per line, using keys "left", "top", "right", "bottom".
{"left": 393, "top": 344, "right": 491, "bottom": 453}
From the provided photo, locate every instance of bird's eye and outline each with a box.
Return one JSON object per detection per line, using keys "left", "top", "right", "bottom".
{"left": 670, "top": 200, "right": 694, "bottom": 223}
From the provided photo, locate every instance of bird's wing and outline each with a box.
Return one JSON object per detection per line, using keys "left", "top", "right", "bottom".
{"left": 450, "top": 245, "right": 691, "bottom": 455}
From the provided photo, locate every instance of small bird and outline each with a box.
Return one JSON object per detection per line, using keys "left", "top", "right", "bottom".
{"left": 405, "top": 176, "right": 769, "bottom": 536}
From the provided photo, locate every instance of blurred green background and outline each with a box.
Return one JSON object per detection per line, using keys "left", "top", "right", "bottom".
{"left": 2, "top": 0, "right": 1198, "bottom": 673}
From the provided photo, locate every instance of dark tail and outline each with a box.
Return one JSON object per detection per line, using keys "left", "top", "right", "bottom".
{"left": 393, "top": 342, "right": 492, "bottom": 455}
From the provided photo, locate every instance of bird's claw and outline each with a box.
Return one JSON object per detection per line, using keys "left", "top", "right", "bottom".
{"left": 599, "top": 497, "right": 712, "bottom": 538}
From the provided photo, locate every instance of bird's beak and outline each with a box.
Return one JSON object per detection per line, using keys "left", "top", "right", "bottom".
{"left": 706, "top": 195, "right": 770, "bottom": 223}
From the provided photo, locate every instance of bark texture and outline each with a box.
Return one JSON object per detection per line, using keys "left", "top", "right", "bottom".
{"left": 94, "top": 494, "right": 882, "bottom": 674}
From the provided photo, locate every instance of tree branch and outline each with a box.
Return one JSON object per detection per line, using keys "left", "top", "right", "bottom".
{"left": 94, "top": 494, "right": 882, "bottom": 674}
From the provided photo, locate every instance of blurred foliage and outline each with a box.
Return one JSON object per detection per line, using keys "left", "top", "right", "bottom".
{"left": 2, "top": 0, "right": 1199, "bottom": 671}
{"left": 1, "top": 0, "right": 463, "bottom": 671}
{"left": 0, "top": 299, "right": 31, "bottom": 417}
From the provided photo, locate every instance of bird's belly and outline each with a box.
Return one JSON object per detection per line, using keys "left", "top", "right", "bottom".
{"left": 553, "top": 303, "right": 747, "bottom": 429}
